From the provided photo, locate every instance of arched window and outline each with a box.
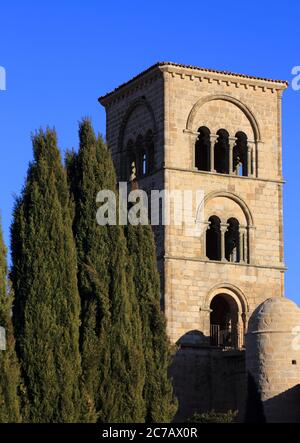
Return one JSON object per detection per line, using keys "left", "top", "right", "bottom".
{"left": 127, "top": 140, "right": 136, "bottom": 181}
{"left": 225, "top": 218, "right": 240, "bottom": 263}
{"left": 210, "top": 294, "right": 242, "bottom": 348}
{"left": 234, "top": 132, "right": 248, "bottom": 176}
{"left": 135, "top": 134, "right": 144, "bottom": 177}
{"left": 141, "top": 151, "right": 147, "bottom": 176}
{"left": 129, "top": 131, "right": 155, "bottom": 179}
{"left": 215, "top": 129, "right": 229, "bottom": 174}
{"left": 206, "top": 216, "right": 221, "bottom": 261}
{"left": 195, "top": 126, "right": 210, "bottom": 171}
{"left": 145, "top": 129, "right": 155, "bottom": 173}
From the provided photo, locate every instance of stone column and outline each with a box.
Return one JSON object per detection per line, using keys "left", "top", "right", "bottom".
{"left": 236, "top": 319, "right": 240, "bottom": 349}
{"left": 247, "top": 147, "right": 252, "bottom": 177}
{"left": 247, "top": 225, "right": 255, "bottom": 264}
{"left": 209, "top": 134, "right": 218, "bottom": 172}
{"left": 241, "top": 313, "right": 246, "bottom": 347}
{"left": 199, "top": 307, "right": 213, "bottom": 340}
{"left": 183, "top": 129, "right": 198, "bottom": 170}
{"left": 239, "top": 225, "right": 247, "bottom": 263}
{"left": 220, "top": 223, "right": 228, "bottom": 262}
{"left": 229, "top": 137, "right": 236, "bottom": 175}
{"left": 203, "top": 221, "right": 209, "bottom": 258}
{"left": 190, "top": 132, "right": 199, "bottom": 170}
{"left": 247, "top": 140, "right": 256, "bottom": 177}
{"left": 236, "top": 316, "right": 244, "bottom": 349}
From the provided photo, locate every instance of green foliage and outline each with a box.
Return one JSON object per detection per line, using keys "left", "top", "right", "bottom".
{"left": 11, "top": 129, "right": 82, "bottom": 423}
{"left": 69, "top": 119, "right": 145, "bottom": 423}
{"left": 126, "top": 224, "right": 178, "bottom": 422}
{"left": 7, "top": 120, "right": 177, "bottom": 423}
{"left": 188, "top": 410, "right": 238, "bottom": 423}
{"left": 0, "top": 222, "right": 21, "bottom": 423}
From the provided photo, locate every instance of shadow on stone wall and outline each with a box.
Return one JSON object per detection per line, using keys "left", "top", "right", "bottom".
{"left": 169, "top": 330, "right": 246, "bottom": 422}
{"left": 263, "top": 384, "right": 300, "bottom": 423}
{"left": 244, "top": 372, "right": 266, "bottom": 423}
{"left": 245, "top": 372, "right": 300, "bottom": 423}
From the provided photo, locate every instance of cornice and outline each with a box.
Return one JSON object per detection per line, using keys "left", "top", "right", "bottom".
{"left": 99, "top": 62, "right": 289, "bottom": 107}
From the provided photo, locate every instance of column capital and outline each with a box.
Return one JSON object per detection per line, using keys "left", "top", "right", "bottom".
{"left": 199, "top": 307, "right": 213, "bottom": 313}
{"left": 220, "top": 223, "right": 229, "bottom": 231}
{"left": 202, "top": 221, "right": 210, "bottom": 228}
{"left": 183, "top": 128, "right": 199, "bottom": 136}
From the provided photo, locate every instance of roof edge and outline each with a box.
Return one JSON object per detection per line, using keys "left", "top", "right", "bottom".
{"left": 98, "top": 61, "right": 289, "bottom": 104}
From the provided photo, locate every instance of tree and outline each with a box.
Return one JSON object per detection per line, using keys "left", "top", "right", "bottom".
{"left": 11, "top": 129, "right": 82, "bottom": 423}
{"left": 68, "top": 119, "right": 145, "bottom": 422}
{"left": 126, "top": 224, "right": 177, "bottom": 422}
{"left": 0, "top": 220, "right": 21, "bottom": 423}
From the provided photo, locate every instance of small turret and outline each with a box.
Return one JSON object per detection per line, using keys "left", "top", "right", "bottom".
{"left": 246, "top": 297, "right": 300, "bottom": 422}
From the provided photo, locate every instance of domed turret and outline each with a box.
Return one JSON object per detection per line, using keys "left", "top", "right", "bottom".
{"left": 246, "top": 297, "right": 300, "bottom": 422}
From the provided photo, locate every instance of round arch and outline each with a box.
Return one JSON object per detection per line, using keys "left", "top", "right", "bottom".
{"left": 186, "top": 94, "right": 261, "bottom": 141}
{"left": 204, "top": 283, "right": 249, "bottom": 314}
{"left": 118, "top": 97, "right": 158, "bottom": 151}
{"left": 196, "top": 190, "right": 254, "bottom": 227}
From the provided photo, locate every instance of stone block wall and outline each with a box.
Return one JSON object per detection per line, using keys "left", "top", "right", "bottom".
{"left": 99, "top": 62, "right": 288, "bottom": 418}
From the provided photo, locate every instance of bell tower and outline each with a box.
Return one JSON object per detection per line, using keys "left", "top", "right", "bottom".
{"left": 99, "top": 62, "right": 288, "bottom": 418}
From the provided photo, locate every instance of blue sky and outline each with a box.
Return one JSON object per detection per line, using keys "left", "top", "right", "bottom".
{"left": 0, "top": 0, "right": 300, "bottom": 303}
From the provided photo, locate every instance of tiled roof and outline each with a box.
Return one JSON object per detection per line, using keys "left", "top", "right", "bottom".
{"left": 99, "top": 61, "right": 288, "bottom": 101}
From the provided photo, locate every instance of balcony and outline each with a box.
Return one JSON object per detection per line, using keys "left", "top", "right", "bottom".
{"left": 210, "top": 323, "right": 244, "bottom": 349}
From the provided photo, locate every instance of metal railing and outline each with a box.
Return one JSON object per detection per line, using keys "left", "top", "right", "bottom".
{"left": 210, "top": 323, "right": 244, "bottom": 349}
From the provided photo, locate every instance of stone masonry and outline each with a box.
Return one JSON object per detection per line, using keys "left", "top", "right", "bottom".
{"left": 246, "top": 297, "right": 300, "bottom": 422}
{"left": 99, "top": 62, "right": 289, "bottom": 420}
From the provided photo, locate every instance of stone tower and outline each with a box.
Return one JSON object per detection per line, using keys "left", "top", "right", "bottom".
{"left": 99, "top": 62, "right": 288, "bottom": 419}
{"left": 246, "top": 297, "right": 300, "bottom": 423}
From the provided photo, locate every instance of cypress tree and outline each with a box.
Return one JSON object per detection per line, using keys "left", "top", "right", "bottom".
{"left": 126, "top": 224, "right": 178, "bottom": 422}
{"left": 11, "top": 129, "right": 82, "bottom": 423}
{"left": 0, "top": 220, "right": 21, "bottom": 422}
{"left": 68, "top": 119, "right": 145, "bottom": 422}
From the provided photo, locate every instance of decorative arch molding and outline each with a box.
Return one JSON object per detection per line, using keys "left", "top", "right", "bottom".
{"left": 186, "top": 94, "right": 261, "bottom": 141}
{"left": 196, "top": 190, "right": 254, "bottom": 227}
{"left": 204, "top": 282, "right": 249, "bottom": 314}
{"left": 118, "top": 97, "right": 158, "bottom": 151}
